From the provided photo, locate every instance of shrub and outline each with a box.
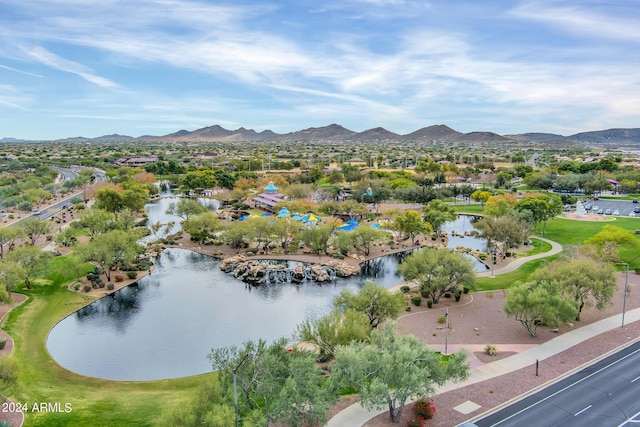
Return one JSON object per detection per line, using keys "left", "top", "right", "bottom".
{"left": 485, "top": 344, "right": 499, "bottom": 356}
{"left": 73, "top": 282, "right": 81, "bottom": 291}
{"left": 107, "top": 283, "right": 114, "bottom": 290}
{"left": 400, "top": 285, "right": 410, "bottom": 293}
{"left": 98, "top": 282, "right": 105, "bottom": 288}
{"left": 127, "top": 271, "right": 138, "bottom": 280}
{"left": 115, "top": 275, "right": 124, "bottom": 282}
{"left": 463, "top": 286, "right": 470, "bottom": 294}
{"left": 0, "top": 338, "right": 6, "bottom": 350}
{"left": 437, "top": 316, "right": 447, "bottom": 324}
{"left": 411, "top": 296, "right": 422, "bottom": 306}
{"left": 427, "top": 300, "right": 433, "bottom": 308}
{"left": 414, "top": 397, "right": 436, "bottom": 420}
{"left": 407, "top": 416, "right": 425, "bottom": 427}
{"left": 420, "top": 289, "right": 430, "bottom": 298}
{"left": 444, "top": 292, "right": 451, "bottom": 298}
{"left": 83, "top": 285, "right": 92, "bottom": 292}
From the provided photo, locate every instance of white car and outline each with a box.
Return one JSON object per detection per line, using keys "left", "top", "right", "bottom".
{"left": 630, "top": 212, "right": 637, "bottom": 217}
{"left": 613, "top": 210, "right": 620, "bottom": 216}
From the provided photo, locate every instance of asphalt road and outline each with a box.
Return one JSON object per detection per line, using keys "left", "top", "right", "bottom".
{"left": 474, "top": 340, "right": 640, "bottom": 427}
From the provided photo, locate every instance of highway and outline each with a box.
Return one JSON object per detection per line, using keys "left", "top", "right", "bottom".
{"left": 474, "top": 340, "right": 640, "bottom": 427}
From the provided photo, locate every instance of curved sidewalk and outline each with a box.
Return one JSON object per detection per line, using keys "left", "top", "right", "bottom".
{"left": 476, "top": 236, "right": 562, "bottom": 277}
{"left": 327, "top": 307, "right": 640, "bottom": 427}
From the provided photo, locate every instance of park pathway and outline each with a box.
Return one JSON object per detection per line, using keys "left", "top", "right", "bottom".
{"left": 476, "top": 236, "right": 562, "bottom": 277}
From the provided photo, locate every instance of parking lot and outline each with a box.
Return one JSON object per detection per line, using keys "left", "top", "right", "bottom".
{"left": 578, "top": 198, "right": 640, "bottom": 217}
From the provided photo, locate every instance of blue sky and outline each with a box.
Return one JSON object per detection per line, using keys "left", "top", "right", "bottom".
{"left": 0, "top": 0, "right": 638, "bottom": 140}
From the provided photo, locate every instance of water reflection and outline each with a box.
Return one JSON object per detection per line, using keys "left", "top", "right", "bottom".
{"left": 47, "top": 208, "right": 488, "bottom": 381}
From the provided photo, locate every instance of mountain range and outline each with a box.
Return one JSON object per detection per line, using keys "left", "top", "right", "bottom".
{"left": 2, "top": 124, "right": 639, "bottom": 146}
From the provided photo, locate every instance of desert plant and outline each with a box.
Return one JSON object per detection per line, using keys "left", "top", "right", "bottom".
{"left": 427, "top": 300, "right": 433, "bottom": 308}
{"left": 437, "top": 316, "right": 447, "bottom": 324}
{"left": 414, "top": 397, "right": 436, "bottom": 420}
{"left": 400, "top": 285, "right": 410, "bottom": 293}
{"left": 0, "top": 338, "right": 6, "bottom": 350}
{"left": 107, "top": 283, "right": 114, "bottom": 290}
{"left": 127, "top": 271, "right": 138, "bottom": 280}
{"left": 407, "top": 416, "right": 425, "bottom": 427}
{"left": 411, "top": 296, "right": 422, "bottom": 306}
{"left": 484, "top": 344, "right": 499, "bottom": 356}
{"left": 83, "top": 285, "right": 91, "bottom": 292}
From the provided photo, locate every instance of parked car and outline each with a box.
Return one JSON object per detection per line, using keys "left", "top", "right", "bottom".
{"left": 613, "top": 210, "right": 620, "bottom": 216}
{"left": 585, "top": 204, "right": 592, "bottom": 211}
{"left": 593, "top": 205, "right": 600, "bottom": 212}
{"left": 634, "top": 206, "right": 640, "bottom": 213}
{"left": 605, "top": 209, "right": 612, "bottom": 215}
{"left": 630, "top": 212, "right": 636, "bottom": 217}
{"left": 633, "top": 198, "right": 638, "bottom": 203}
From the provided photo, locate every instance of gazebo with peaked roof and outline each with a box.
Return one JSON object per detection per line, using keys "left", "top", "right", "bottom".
{"left": 252, "top": 181, "right": 287, "bottom": 213}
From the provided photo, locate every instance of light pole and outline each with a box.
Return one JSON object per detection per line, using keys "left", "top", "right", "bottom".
{"left": 233, "top": 352, "right": 252, "bottom": 427}
{"left": 622, "top": 253, "right": 640, "bottom": 328}
{"left": 444, "top": 308, "right": 449, "bottom": 355}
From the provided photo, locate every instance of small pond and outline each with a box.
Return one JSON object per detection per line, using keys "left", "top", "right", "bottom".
{"left": 46, "top": 200, "right": 488, "bottom": 381}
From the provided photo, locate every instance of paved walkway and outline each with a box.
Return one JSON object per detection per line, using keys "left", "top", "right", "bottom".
{"left": 476, "top": 236, "right": 562, "bottom": 277}
{"left": 327, "top": 307, "right": 640, "bottom": 426}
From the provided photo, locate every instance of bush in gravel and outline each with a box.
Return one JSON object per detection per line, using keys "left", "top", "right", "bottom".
{"left": 407, "top": 416, "right": 425, "bottom": 427}
{"left": 83, "top": 285, "right": 91, "bottom": 292}
{"left": 107, "top": 283, "right": 114, "bottom": 290}
{"left": 414, "top": 397, "right": 436, "bottom": 419}
{"left": 485, "top": 344, "right": 499, "bottom": 356}
{"left": 400, "top": 285, "right": 410, "bottom": 293}
{"left": 0, "top": 338, "right": 6, "bottom": 350}
{"left": 127, "top": 271, "right": 138, "bottom": 280}
{"left": 411, "top": 296, "right": 422, "bottom": 306}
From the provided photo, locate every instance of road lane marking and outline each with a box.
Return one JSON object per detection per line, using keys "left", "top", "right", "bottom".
{"left": 489, "top": 344, "right": 640, "bottom": 427}
{"left": 574, "top": 405, "right": 592, "bottom": 416}
{"left": 631, "top": 375, "right": 640, "bottom": 383}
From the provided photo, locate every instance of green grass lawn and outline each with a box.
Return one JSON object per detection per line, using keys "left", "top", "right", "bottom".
{"left": 3, "top": 256, "right": 210, "bottom": 426}
{"left": 453, "top": 204, "right": 484, "bottom": 215}
{"left": 474, "top": 256, "right": 558, "bottom": 291}
{"left": 517, "top": 237, "right": 552, "bottom": 256}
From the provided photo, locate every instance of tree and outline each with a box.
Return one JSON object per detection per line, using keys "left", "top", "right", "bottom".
{"left": 182, "top": 212, "right": 223, "bottom": 245}
{"left": 584, "top": 225, "right": 638, "bottom": 261}
{"left": 93, "top": 187, "right": 125, "bottom": 213}
{"left": 470, "top": 190, "right": 492, "bottom": 206}
{"left": 5, "top": 245, "right": 50, "bottom": 290}
{"left": 19, "top": 216, "right": 52, "bottom": 245}
{"left": 159, "top": 379, "right": 234, "bottom": 427}
{"left": 54, "top": 226, "right": 78, "bottom": 247}
{"left": 0, "top": 226, "right": 23, "bottom": 258}
{"left": 475, "top": 214, "right": 530, "bottom": 260}
{"left": 332, "top": 322, "right": 469, "bottom": 423}
{"left": 209, "top": 338, "right": 338, "bottom": 427}
{"left": 333, "top": 282, "right": 406, "bottom": 329}
{"left": 78, "top": 208, "right": 116, "bottom": 237}
{"left": 349, "top": 227, "right": 388, "bottom": 256}
{"left": 421, "top": 199, "right": 456, "bottom": 233}
{"left": 166, "top": 199, "right": 208, "bottom": 222}
{"left": 222, "top": 222, "right": 252, "bottom": 253}
{"left": 504, "top": 280, "right": 578, "bottom": 336}
{"left": 0, "top": 259, "right": 26, "bottom": 300}
{"left": 79, "top": 229, "right": 144, "bottom": 280}
{"left": 296, "top": 309, "right": 370, "bottom": 360}
{"left": 398, "top": 248, "right": 475, "bottom": 304}
{"left": 515, "top": 193, "right": 562, "bottom": 236}
{"left": 392, "top": 210, "right": 430, "bottom": 245}
{"left": 296, "top": 224, "right": 333, "bottom": 257}
{"left": 529, "top": 257, "right": 617, "bottom": 321}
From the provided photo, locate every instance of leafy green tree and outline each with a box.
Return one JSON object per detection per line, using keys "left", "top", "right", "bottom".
{"left": 166, "top": 198, "right": 208, "bottom": 222}
{"left": 0, "top": 260, "right": 26, "bottom": 300}
{"left": 54, "top": 226, "right": 78, "bottom": 247}
{"left": 121, "top": 188, "right": 149, "bottom": 212}
{"left": 19, "top": 216, "right": 52, "bottom": 245}
{"left": 584, "top": 224, "right": 638, "bottom": 261}
{"left": 475, "top": 214, "right": 530, "bottom": 260}
{"left": 209, "top": 338, "right": 338, "bottom": 427}
{"left": 296, "top": 309, "right": 370, "bottom": 360}
{"left": 470, "top": 190, "right": 492, "bottom": 206}
{"left": 297, "top": 224, "right": 333, "bottom": 257}
{"left": 222, "top": 222, "right": 252, "bottom": 253}
{"left": 332, "top": 322, "right": 469, "bottom": 423}
{"left": 530, "top": 257, "right": 617, "bottom": 321}
{"left": 422, "top": 199, "right": 456, "bottom": 232}
{"left": 183, "top": 212, "right": 223, "bottom": 245}
{"left": 515, "top": 193, "right": 562, "bottom": 236}
{"left": 78, "top": 208, "right": 117, "bottom": 237}
{"left": 504, "top": 280, "right": 578, "bottom": 336}
{"left": 398, "top": 248, "right": 475, "bottom": 304}
{"left": 349, "top": 226, "right": 388, "bottom": 256}
{"left": 160, "top": 380, "right": 234, "bottom": 427}
{"left": 6, "top": 245, "right": 50, "bottom": 290}
{"left": 392, "top": 210, "right": 430, "bottom": 245}
{"left": 0, "top": 226, "right": 23, "bottom": 258}
{"left": 79, "top": 229, "right": 144, "bottom": 280}
{"left": 334, "top": 282, "right": 406, "bottom": 329}
{"left": 93, "top": 188, "right": 125, "bottom": 213}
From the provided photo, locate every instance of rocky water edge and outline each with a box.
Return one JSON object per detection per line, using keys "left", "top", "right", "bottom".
{"left": 220, "top": 254, "right": 360, "bottom": 285}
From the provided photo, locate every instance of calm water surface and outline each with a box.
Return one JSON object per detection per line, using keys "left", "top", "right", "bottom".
{"left": 46, "top": 201, "right": 487, "bottom": 381}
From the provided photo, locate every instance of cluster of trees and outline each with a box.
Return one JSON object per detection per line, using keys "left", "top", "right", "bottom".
{"left": 163, "top": 282, "right": 469, "bottom": 426}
